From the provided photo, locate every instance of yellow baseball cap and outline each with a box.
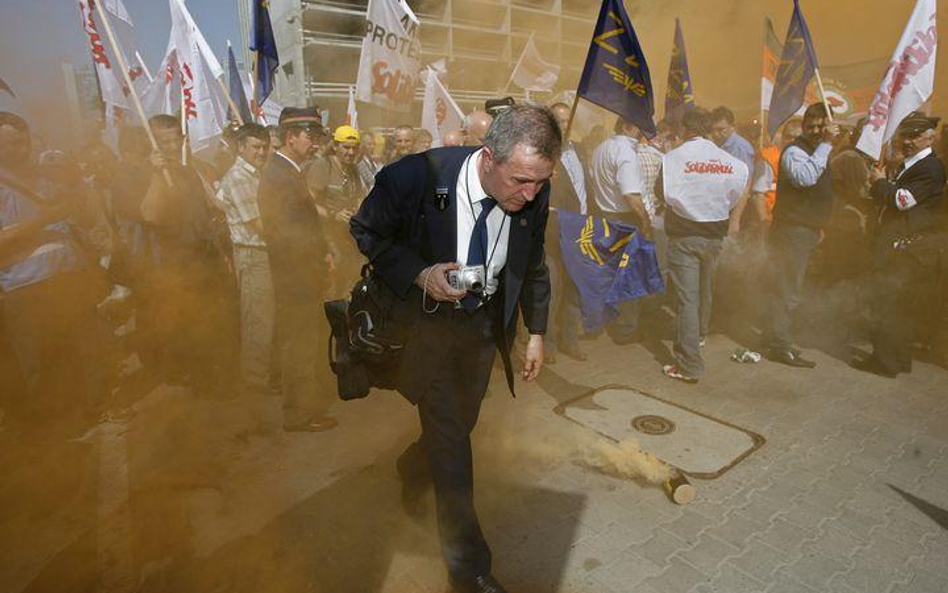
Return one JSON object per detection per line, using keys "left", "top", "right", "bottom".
{"left": 333, "top": 125, "right": 360, "bottom": 143}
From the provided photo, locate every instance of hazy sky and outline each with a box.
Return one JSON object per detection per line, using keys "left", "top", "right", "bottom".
{"left": 0, "top": 0, "right": 241, "bottom": 144}
{"left": 1, "top": 0, "right": 945, "bottom": 146}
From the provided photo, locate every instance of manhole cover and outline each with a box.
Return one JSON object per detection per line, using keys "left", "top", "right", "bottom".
{"left": 632, "top": 414, "right": 675, "bottom": 435}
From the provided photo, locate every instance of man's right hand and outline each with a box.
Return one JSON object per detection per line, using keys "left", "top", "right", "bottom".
{"left": 822, "top": 124, "right": 841, "bottom": 143}
{"left": 149, "top": 150, "right": 169, "bottom": 170}
{"left": 415, "top": 262, "right": 467, "bottom": 302}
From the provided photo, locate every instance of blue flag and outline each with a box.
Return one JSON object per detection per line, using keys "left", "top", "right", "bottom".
{"left": 664, "top": 18, "right": 694, "bottom": 125}
{"left": 557, "top": 210, "right": 665, "bottom": 332}
{"left": 577, "top": 0, "right": 656, "bottom": 137}
{"left": 767, "top": 0, "right": 819, "bottom": 139}
{"left": 227, "top": 44, "right": 254, "bottom": 125}
{"left": 251, "top": 0, "right": 279, "bottom": 107}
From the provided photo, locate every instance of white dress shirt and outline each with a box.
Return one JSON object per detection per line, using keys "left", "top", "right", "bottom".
{"left": 456, "top": 149, "right": 509, "bottom": 296}
{"left": 560, "top": 143, "right": 588, "bottom": 215}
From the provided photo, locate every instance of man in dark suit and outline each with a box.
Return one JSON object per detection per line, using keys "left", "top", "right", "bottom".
{"left": 350, "top": 105, "right": 560, "bottom": 593}
{"left": 257, "top": 107, "right": 337, "bottom": 432}
{"left": 853, "top": 111, "right": 946, "bottom": 378}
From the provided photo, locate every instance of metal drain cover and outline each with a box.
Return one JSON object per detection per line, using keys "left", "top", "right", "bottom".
{"left": 631, "top": 415, "right": 676, "bottom": 435}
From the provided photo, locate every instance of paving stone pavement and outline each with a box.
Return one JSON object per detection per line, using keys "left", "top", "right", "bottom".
{"left": 2, "top": 324, "right": 947, "bottom": 593}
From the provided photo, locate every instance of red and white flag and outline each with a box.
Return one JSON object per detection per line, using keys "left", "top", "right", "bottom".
{"left": 420, "top": 68, "right": 463, "bottom": 147}
{"left": 857, "top": 0, "right": 937, "bottom": 160}
{"left": 169, "top": 0, "right": 227, "bottom": 153}
{"left": 77, "top": 0, "right": 128, "bottom": 147}
{"left": 141, "top": 38, "right": 180, "bottom": 117}
{"left": 346, "top": 85, "right": 359, "bottom": 129}
{"left": 355, "top": 0, "right": 422, "bottom": 112}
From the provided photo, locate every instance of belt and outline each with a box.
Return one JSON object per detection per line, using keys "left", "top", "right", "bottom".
{"left": 234, "top": 243, "right": 268, "bottom": 251}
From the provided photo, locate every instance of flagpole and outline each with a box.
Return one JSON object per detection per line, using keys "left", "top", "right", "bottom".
{"left": 563, "top": 92, "right": 580, "bottom": 145}
{"left": 93, "top": 0, "right": 172, "bottom": 187}
{"left": 812, "top": 68, "right": 834, "bottom": 122}
{"left": 216, "top": 76, "right": 245, "bottom": 126}
{"left": 250, "top": 51, "right": 260, "bottom": 122}
{"left": 180, "top": 91, "right": 188, "bottom": 166}
{"left": 135, "top": 51, "right": 154, "bottom": 83}
{"left": 504, "top": 31, "right": 533, "bottom": 94}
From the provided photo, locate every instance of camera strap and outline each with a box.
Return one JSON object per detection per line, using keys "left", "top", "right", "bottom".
{"left": 463, "top": 153, "right": 508, "bottom": 293}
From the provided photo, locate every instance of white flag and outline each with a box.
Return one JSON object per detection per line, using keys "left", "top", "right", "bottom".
{"left": 421, "top": 69, "right": 464, "bottom": 148}
{"left": 857, "top": 0, "right": 937, "bottom": 160}
{"left": 141, "top": 39, "right": 180, "bottom": 117}
{"left": 169, "top": 0, "right": 227, "bottom": 153}
{"left": 510, "top": 35, "right": 559, "bottom": 92}
{"left": 77, "top": 0, "right": 128, "bottom": 148}
{"left": 354, "top": 0, "right": 422, "bottom": 112}
{"left": 346, "top": 85, "right": 359, "bottom": 129}
{"left": 103, "top": 0, "right": 133, "bottom": 26}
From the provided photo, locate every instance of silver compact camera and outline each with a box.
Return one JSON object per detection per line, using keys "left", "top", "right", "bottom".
{"left": 447, "top": 265, "right": 487, "bottom": 293}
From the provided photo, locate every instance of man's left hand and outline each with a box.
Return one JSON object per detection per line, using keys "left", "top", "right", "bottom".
{"left": 522, "top": 334, "right": 544, "bottom": 382}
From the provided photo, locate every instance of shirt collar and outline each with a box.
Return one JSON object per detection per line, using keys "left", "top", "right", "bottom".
{"left": 902, "top": 147, "right": 932, "bottom": 172}
{"left": 274, "top": 151, "right": 302, "bottom": 173}
{"left": 465, "top": 149, "right": 490, "bottom": 204}
{"left": 235, "top": 156, "right": 258, "bottom": 176}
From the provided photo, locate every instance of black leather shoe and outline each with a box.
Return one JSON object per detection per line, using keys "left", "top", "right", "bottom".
{"left": 449, "top": 574, "right": 509, "bottom": 593}
{"left": 767, "top": 349, "right": 817, "bottom": 368}
{"left": 850, "top": 357, "right": 898, "bottom": 379}
{"left": 559, "top": 343, "right": 588, "bottom": 361}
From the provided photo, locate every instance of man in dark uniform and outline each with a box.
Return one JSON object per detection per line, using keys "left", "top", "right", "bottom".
{"left": 257, "top": 107, "right": 337, "bottom": 432}
{"left": 763, "top": 103, "right": 840, "bottom": 367}
{"left": 350, "top": 105, "right": 559, "bottom": 593}
{"left": 852, "top": 112, "right": 946, "bottom": 378}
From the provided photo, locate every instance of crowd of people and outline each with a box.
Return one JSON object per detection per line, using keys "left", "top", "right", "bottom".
{"left": 1, "top": 96, "right": 947, "bottom": 439}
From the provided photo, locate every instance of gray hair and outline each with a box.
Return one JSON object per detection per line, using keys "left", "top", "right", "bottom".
{"left": 484, "top": 104, "right": 562, "bottom": 163}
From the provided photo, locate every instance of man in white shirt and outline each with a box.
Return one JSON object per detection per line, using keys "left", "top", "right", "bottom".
{"left": 657, "top": 108, "right": 748, "bottom": 382}
{"left": 216, "top": 123, "right": 273, "bottom": 393}
{"left": 590, "top": 117, "right": 653, "bottom": 343}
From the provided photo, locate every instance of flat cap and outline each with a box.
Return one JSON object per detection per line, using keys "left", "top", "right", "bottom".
{"left": 279, "top": 106, "right": 323, "bottom": 127}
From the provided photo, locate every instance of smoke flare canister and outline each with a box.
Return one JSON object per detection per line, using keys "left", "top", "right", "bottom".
{"left": 663, "top": 473, "right": 696, "bottom": 505}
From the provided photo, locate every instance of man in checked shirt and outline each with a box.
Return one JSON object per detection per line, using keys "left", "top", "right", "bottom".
{"left": 216, "top": 123, "right": 274, "bottom": 394}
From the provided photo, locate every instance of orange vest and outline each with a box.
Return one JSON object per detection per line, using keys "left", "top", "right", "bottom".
{"left": 761, "top": 145, "right": 780, "bottom": 215}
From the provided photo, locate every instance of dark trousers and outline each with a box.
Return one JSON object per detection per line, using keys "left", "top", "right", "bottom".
{"left": 764, "top": 223, "right": 822, "bottom": 352}
{"left": 869, "top": 237, "right": 944, "bottom": 374}
{"left": 398, "top": 304, "right": 498, "bottom": 579}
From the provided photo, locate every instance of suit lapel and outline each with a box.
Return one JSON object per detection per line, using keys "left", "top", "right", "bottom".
{"left": 425, "top": 150, "right": 474, "bottom": 263}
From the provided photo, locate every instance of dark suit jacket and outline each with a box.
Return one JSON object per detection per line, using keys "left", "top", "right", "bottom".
{"left": 871, "top": 151, "right": 946, "bottom": 243}
{"left": 350, "top": 146, "right": 551, "bottom": 401}
{"left": 257, "top": 153, "right": 329, "bottom": 306}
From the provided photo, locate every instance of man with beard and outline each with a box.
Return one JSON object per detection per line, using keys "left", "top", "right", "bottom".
{"left": 853, "top": 112, "right": 946, "bottom": 378}
{"left": 257, "top": 107, "right": 337, "bottom": 432}
{"left": 350, "top": 105, "right": 558, "bottom": 593}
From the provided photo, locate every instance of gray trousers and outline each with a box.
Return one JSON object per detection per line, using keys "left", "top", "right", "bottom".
{"left": 668, "top": 235, "right": 723, "bottom": 376}
{"left": 233, "top": 246, "right": 275, "bottom": 390}
{"left": 764, "top": 224, "right": 822, "bottom": 352}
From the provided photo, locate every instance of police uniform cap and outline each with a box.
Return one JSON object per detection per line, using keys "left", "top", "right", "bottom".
{"left": 898, "top": 111, "right": 940, "bottom": 136}
{"left": 279, "top": 106, "right": 323, "bottom": 128}
{"left": 485, "top": 96, "right": 515, "bottom": 117}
